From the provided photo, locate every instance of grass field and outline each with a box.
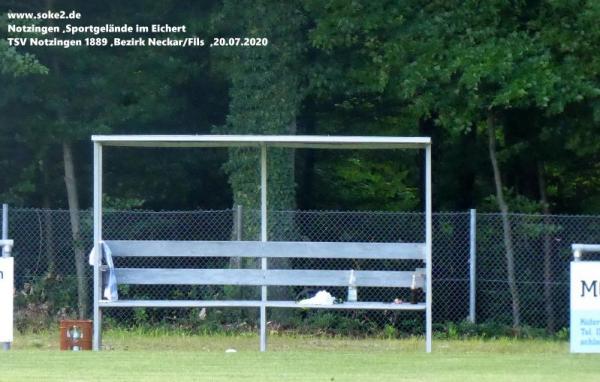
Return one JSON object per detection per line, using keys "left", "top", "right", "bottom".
{"left": 1, "top": 331, "right": 599, "bottom": 381}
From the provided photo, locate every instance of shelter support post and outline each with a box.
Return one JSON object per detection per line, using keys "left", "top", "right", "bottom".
{"left": 260, "top": 144, "right": 268, "bottom": 352}
{"left": 425, "top": 145, "right": 432, "bottom": 353}
{"left": 93, "top": 143, "right": 103, "bottom": 350}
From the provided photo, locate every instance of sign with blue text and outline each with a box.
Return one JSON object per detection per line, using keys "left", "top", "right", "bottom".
{"left": 0, "top": 257, "right": 13, "bottom": 342}
{"left": 571, "top": 261, "right": 600, "bottom": 353}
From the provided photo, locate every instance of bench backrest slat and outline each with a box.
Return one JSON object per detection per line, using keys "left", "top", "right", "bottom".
{"left": 104, "top": 240, "right": 425, "bottom": 260}
{"left": 114, "top": 268, "right": 425, "bottom": 288}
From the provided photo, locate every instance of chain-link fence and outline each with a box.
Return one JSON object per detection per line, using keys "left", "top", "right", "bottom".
{"left": 5, "top": 206, "right": 600, "bottom": 336}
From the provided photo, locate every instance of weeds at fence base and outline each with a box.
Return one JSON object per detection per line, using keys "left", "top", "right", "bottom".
{"left": 14, "top": 272, "right": 79, "bottom": 332}
{"left": 96, "top": 313, "right": 569, "bottom": 342}
{"left": 14, "top": 293, "right": 571, "bottom": 342}
{"left": 433, "top": 320, "right": 569, "bottom": 340}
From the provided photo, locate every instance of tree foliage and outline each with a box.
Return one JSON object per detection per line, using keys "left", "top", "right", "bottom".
{"left": 0, "top": 0, "right": 598, "bottom": 215}
{"left": 212, "top": 0, "right": 307, "bottom": 235}
{"left": 304, "top": 0, "right": 600, "bottom": 212}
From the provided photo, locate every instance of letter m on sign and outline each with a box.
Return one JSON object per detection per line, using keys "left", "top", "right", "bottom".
{"left": 581, "top": 280, "right": 598, "bottom": 297}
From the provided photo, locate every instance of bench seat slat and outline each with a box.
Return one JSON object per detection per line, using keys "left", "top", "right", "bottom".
{"left": 100, "top": 300, "right": 262, "bottom": 308}
{"left": 99, "top": 299, "right": 426, "bottom": 311}
{"left": 267, "top": 301, "right": 426, "bottom": 310}
{"left": 104, "top": 240, "right": 425, "bottom": 260}
{"left": 114, "top": 268, "right": 424, "bottom": 288}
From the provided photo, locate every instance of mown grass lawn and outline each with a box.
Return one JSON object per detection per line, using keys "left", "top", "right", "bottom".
{"left": 1, "top": 331, "right": 598, "bottom": 381}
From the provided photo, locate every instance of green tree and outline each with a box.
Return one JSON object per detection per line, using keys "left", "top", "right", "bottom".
{"left": 0, "top": 12, "right": 47, "bottom": 77}
{"left": 213, "top": 0, "right": 306, "bottom": 221}
{"left": 212, "top": 1, "right": 307, "bottom": 310}
{"left": 304, "top": 0, "right": 600, "bottom": 329}
{"left": 1, "top": 0, "right": 206, "bottom": 317}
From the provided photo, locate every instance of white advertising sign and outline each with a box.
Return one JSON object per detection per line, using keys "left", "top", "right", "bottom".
{"left": 0, "top": 257, "right": 13, "bottom": 343}
{"left": 571, "top": 261, "right": 600, "bottom": 353}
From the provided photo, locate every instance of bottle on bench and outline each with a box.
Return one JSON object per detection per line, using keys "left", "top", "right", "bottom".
{"left": 410, "top": 274, "right": 419, "bottom": 304}
{"left": 347, "top": 269, "right": 357, "bottom": 303}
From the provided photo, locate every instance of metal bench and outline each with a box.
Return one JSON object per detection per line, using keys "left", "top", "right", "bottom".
{"left": 96, "top": 239, "right": 426, "bottom": 351}
{"left": 92, "top": 134, "right": 433, "bottom": 351}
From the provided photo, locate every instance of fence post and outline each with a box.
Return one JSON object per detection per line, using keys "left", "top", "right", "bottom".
{"left": 235, "top": 204, "right": 243, "bottom": 241}
{"left": 1, "top": 204, "right": 7, "bottom": 242}
{"left": 468, "top": 208, "right": 476, "bottom": 323}
{"left": 2, "top": 204, "right": 10, "bottom": 350}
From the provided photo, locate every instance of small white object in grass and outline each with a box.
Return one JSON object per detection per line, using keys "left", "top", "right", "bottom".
{"left": 225, "top": 348, "right": 237, "bottom": 353}
{"left": 198, "top": 308, "right": 207, "bottom": 320}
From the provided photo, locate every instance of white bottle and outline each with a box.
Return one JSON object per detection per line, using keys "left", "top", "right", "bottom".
{"left": 347, "top": 269, "right": 357, "bottom": 302}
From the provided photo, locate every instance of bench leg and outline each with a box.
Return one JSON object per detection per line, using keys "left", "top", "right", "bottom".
{"left": 260, "top": 305, "right": 267, "bottom": 352}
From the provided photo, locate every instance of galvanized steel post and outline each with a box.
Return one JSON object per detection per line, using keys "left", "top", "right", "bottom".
{"left": 93, "top": 142, "right": 103, "bottom": 350}
{"left": 235, "top": 205, "right": 243, "bottom": 241}
{"left": 260, "top": 144, "right": 268, "bottom": 352}
{"left": 2, "top": 203, "right": 10, "bottom": 350}
{"left": 1, "top": 204, "right": 7, "bottom": 242}
{"left": 425, "top": 145, "right": 432, "bottom": 353}
{"left": 469, "top": 209, "right": 477, "bottom": 323}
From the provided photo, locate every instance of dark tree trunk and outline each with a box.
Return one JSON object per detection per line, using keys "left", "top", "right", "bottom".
{"left": 537, "top": 161, "right": 555, "bottom": 333}
{"left": 487, "top": 115, "right": 521, "bottom": 329}
{"left": 49, "top": 29, "right": 89, "bottom": 318}
{"left": 42, "top": 159, "right": 56, "bottom": 273}
{"left": 63, "top": 141, "right": 88, "bottom": 319}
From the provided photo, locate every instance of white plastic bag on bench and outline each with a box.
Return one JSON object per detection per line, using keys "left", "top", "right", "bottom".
{"left": 298, "top": 290, "right": 336, "bottom": 305}
{"left": 88, "top": 242, "right": 119, "bottom": 301}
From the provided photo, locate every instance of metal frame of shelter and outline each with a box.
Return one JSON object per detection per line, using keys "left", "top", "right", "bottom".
{"left": 91, "top": 135, "right": 433, "bottom": 352}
